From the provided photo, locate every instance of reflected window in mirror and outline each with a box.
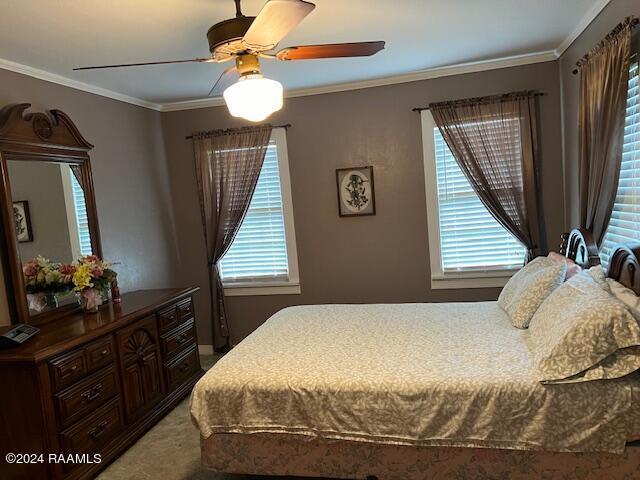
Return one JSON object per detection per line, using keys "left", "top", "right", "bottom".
{"left": 61, "top": 165, "right": 93, "bottom": 258}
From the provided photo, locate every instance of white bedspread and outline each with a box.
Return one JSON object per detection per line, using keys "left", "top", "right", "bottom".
{"left": 191, "top": 302, "right": 640, "bottom": 453}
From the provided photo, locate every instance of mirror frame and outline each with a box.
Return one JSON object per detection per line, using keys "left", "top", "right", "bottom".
{"left": 0, "top": 103, "right": 102, "bottom": 325}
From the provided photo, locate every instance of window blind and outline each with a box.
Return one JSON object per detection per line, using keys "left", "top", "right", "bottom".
{"left": 433, "top": 126, "right": 526, "bottom": 271}
{"left": 219, "top": 140, "right": 289, "bottom": 282}
{"left": 70, "top": 172, "right": 92, "bottom": 257}
{"left": 601, "top": 61, "right": 640, "bottom": 267}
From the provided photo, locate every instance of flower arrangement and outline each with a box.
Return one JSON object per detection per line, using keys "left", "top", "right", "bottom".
{"left": 23, "top": 255, "right": 117, "bottom": 313}
{"left": 72, "top": 256, "right": 117, "bottom": 312}
{"left": 23, "top": 256, "right": 75, "bottom": 294}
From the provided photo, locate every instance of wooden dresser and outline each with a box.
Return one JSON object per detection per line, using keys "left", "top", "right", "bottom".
{"left": 0, "top": 287, "right": 204, "bottom": 480}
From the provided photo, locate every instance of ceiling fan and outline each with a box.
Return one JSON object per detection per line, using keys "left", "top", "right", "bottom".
{"left": 74, "top": 0, "right": 386, "bottom": 121}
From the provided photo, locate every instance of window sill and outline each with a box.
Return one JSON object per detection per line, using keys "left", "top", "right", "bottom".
{"left": 430, "top": 269, "right": 517, "bottom": 290}
{"left": 222, "top": 282, "right": 301, "bottom": 296}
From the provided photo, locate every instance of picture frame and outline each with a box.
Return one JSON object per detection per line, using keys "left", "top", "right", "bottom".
{"left": 13, "top": 200, "right": 34, "bottom": 243}
{"left": 336, "top": 166, "right": 376, "bottom": 217}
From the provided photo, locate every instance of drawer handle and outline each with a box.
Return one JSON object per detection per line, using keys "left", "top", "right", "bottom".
{"left": 88, "top": 420, "right": 108, "bottom": 440}
{"left": 100, "top": 348, "right": 110, "bottom": 356}
{"left": 81, "top": 383, "right": 103, "bottom": 403}
{"left": 70, "top": 364, "right": 79, "bottom": 372}
{"left": 175, "top": 334, "right": 189, "bottom": 345}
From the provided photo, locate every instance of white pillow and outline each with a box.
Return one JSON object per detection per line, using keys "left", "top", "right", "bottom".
{"left": 498, "top": 256, "right": 567, "bottom": 329}
{"left": 528, "top": 271, "right": 640, "bottom": 384}
{"left": 607, "top": 277, "right": 640, "bottom": 321}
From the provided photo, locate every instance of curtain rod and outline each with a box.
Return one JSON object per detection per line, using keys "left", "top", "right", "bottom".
{"left": 572, "top": 17, "right": 638, "bottom": 75}
{"left": 185, "top": 123, "right": 291, "bottom": 140}
{"left": 412, "top": 92, "right": 545, "bottom": 112}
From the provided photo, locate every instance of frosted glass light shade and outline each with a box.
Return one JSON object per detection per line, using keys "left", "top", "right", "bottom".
{"left": 223, "top": 74, "right": 283, "bottom": 122}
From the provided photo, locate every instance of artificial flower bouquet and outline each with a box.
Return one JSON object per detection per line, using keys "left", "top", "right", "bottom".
{"left": 72, "top": 255, "right": 118, "bottom": 311}
{"left": 23, "top": 255, "right": 117, "bottom": 313}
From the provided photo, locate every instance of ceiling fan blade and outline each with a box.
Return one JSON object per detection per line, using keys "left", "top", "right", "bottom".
{"left": 209, "top": 66, "right": 240, "bottom": 97}
{"left": 73, "top": 57, "right": 214, "bottom": 71}
{"left": 243, "top": 0, "right": 315, "bottom": 52}
{"left": 276, "top": 41, "right": 385, "bottom": 61}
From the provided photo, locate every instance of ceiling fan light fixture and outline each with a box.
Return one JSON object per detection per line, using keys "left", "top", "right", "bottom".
{"left": 223, "top": 74, "right": 283, "bottom": 122}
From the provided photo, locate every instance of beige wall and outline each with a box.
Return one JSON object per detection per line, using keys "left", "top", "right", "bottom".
{"left": 161, "top": 61, "right": 564, "bottom": 346}
{"left": 559, "top": 0, "right": 640, "bottom": 227}
{"left": 8, "top": 162, "right": 74, "bottom": 264}
{"left": 0, "top": 68, "right": 179, "bottom": 324}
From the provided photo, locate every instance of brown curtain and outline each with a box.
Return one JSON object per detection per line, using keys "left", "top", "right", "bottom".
{"left": 576, "top": 17, "right": 635, "bottom": 246}
{"left": 429, "top": 91, "right": 541, "bottom": 262}
{"left": 193, "top": 125, "right": 272, "bottom": 350}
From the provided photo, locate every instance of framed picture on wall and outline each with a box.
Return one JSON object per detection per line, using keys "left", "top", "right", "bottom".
{"left": 13, "top": 200, "right": 33, "bottom": 243}
{"left": 336, "top": 166, "right": 376, "bottom": 217}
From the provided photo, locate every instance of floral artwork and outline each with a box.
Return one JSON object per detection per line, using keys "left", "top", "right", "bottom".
{"left": 336, "top": 166, "right": 376, "bottom": 217}
{"left": 13, "top": 201, "right": 33, "bottom": 242}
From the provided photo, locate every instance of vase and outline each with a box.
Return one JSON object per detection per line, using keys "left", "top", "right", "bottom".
{"left": 80, "top": 288, "right": 103, "bottom": 314}
{"left": 44, "top": 292, "right": 58, "bottom": 309}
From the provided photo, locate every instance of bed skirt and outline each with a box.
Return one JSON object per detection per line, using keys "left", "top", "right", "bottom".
{"left": 201, "top": 433, "right": 640, "bottom": 480}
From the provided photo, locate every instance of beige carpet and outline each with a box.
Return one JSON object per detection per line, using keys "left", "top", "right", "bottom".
{"left": 97, "top": 355, "right": 319, "bottom": 480}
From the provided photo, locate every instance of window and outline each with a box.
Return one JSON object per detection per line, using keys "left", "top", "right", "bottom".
{"left": 600, "top": 59, "right": 640, "bottom": 268}
{"left": 70, "top": 172, "right": 92, "bottom": 257}
{"left": 421, "top": 111, "right": 526, "bottom": 289}
{"left": 219, "top": 128, "right": 299, "bottom": 296}
{"left": 60, "top": 165, "right": 92, "bottom": 260}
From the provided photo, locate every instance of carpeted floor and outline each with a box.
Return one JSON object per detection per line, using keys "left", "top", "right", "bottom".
{"left": 97, "top": 355, "right": 321, "bottom": 480}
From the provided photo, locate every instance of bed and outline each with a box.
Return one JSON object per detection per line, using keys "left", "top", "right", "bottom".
{"left": 190, "top": 229, "right": 640, "bottom": 479}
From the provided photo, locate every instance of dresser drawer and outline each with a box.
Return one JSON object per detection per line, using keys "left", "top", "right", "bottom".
{"left": 157, "top": 297, "right": 194, "bottom": 333}
{"left": 161, "top": 318, "right": 196, "bottom": 360}
{"left": 54, "top": 365, "right": 118, "bottom": 428}
{"left": 49, "top": 335, "right": 116, "bottom": 391}
{"left": 59, "top": 397, "right": 123, "bottom": 460}
{"left": 49, "top": 349, "right": 87, "bottom": 391}
{"left": 86, "top": 336, "right": 115, "bottom": 371}
{"left": 164, "top": 345, "right": 199, "bottom": 391}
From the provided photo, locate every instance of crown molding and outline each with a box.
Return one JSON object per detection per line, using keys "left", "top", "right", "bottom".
{"left": 0, "top": 0, "right": 610, "bottom": 113}
{"left": 160, "top": 50, "right": 558, "bottom": 112}
{"left": 0, "top": 57, "right": 162, "bottom": 111}
{"left": 554, "top": 0, "right": 611, "bottom": 57}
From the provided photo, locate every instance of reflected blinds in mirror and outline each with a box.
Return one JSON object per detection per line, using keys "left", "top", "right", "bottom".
{"left": 70, "top": 171, "right": 92, "bottom": 256}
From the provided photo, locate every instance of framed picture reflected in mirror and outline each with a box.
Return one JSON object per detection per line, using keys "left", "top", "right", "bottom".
{"left": 13, "top": 200, "right": 33, "bottom": 243}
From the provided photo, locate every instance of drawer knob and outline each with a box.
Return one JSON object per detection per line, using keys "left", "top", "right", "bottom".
{"left": 81, "top": 383, "right": 103, "bottom": 403}
{"left": 70, "top": 364, "right": 79, "bottom": 372}
{"left": 176, "top": 334, "right": 188, "bottom": 344}
{"left": 88, "top": 420, "right": 108, "bottom": 440}
{"left": 178, "top": 361, "right": 191, "bottom": 373}
{"left": 101, "top": 348, "right": 109, "bottom": 356}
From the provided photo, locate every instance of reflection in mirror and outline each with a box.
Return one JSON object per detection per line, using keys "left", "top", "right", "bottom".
{"left": 7, "top": 160, "right": 93, "bottom": 315}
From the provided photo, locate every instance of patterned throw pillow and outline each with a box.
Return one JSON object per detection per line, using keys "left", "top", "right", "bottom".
{"left": 607, "top": 277, "right": 640, "bottom": 321}
{"left": 528, "top": 272, "right": 640, "bottom": 384}
{"left": 547, "top": 251, "right": 582, "bottom": 280}
{"left": 498, "top": 257, "right": 567, "bottom": 329}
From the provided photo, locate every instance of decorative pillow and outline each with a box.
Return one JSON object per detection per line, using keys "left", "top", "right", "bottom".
{"left": 498, "top": 256, "right": 567, "bottom": 329}
{"left": 607, "top": 277, "right": 640, "bottom": 321}
{"left": 547, "top": 251, "right": 582, "bottom": 280}
{"left": 528, "top": 271, "right": 640, "bottom": 384}
{"left": 585, "top": 265, "right": 610, "bottom": 290}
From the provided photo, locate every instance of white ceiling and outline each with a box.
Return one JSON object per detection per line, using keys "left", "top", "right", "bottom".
{"left": 0, "top": 0, "right": 608, "bottom": 109}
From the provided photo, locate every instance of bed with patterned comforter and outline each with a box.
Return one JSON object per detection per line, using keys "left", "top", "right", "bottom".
{"left": 191, "top": 302, "right": 640, "bottom": 454}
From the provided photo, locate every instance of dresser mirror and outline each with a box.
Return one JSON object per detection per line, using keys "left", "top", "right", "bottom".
{"left": 0, "top": 103, "right": 102, "bottom": 325}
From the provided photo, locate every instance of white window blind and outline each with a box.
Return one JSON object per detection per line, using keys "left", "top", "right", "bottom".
{"left": 70, "top": 172, "right": 92, "bottom": 256}
{"left": 219, "top": 140, "right": 289, "bottom": 282}
{"left": 601, "top": 60, "right": 640, "bottom": 267}
{"left": 433, "top": 126, "right": 526, "bottom": 271}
